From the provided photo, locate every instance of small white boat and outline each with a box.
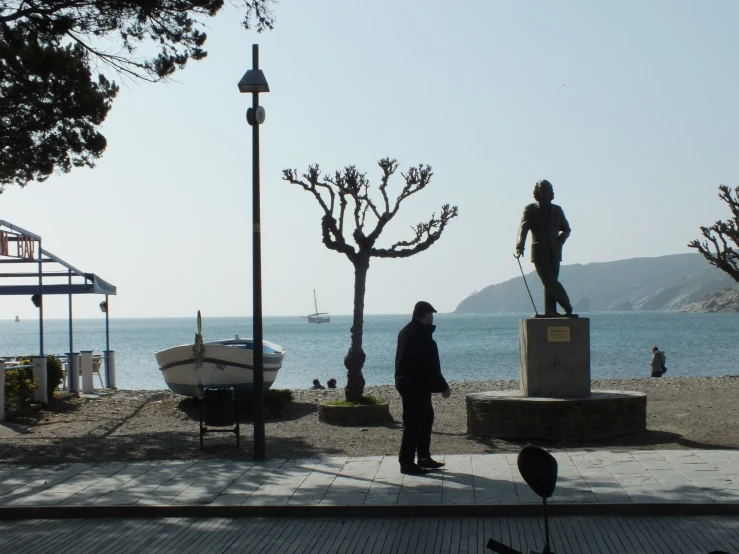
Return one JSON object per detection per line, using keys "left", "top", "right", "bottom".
{"left": 304, "top": 289, "right": 330, "bottom": 324}
{"left": 155, "top": 335, "right": 286, "bottom": 398}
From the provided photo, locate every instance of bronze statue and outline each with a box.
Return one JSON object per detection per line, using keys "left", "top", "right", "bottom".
{"left": 515, "top": 179, "right": 574, "bottom": 317}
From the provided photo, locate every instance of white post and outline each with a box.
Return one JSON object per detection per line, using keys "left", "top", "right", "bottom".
{"left": 80, "top": 351, "right": 94, "bottom": 394}
{"left": 0, "top": 361, "right": 5, "bottom": 422}
{"left": 67, "top": 352, "right": 80, "bottom": 394}
{"left": 32, "top": 356, "right": 48, "bottom": 404}
{"left": 105, "top": 350, "right": 116, "bottom": 389}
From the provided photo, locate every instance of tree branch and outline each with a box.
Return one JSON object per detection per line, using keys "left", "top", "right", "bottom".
{"left": 372, "top": 204, "right": 459, "bottom": 258}
{"left": 688, "top": 184, "right": 739, "bottom": 282}
{"left": 282, "top": 166, "right": 357, "bottom": 259}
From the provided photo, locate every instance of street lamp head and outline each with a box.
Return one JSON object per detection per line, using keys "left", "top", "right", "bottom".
{"left": 238, "top": 69, "right": 270, "bottom": 93}
{"left": 99, "top": 300, "right": 108, "bottom": 313}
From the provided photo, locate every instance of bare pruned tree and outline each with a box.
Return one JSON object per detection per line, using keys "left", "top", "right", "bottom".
{"left": 688, "top": 184, "right": 739, "bottom": 282}
{"left": 283, "top": 158, "right": 459, "bottom": 402}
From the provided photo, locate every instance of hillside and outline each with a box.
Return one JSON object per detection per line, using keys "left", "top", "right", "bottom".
{"left": 678, "top": 286, "right": 739, "bottom": 312}
{"left": 455, "top": 253, "right": 736, "bottom": 313}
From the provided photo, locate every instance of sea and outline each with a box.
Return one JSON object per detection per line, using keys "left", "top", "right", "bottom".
{"left": 1, "top": 312, "right": 738, "bottom": 391}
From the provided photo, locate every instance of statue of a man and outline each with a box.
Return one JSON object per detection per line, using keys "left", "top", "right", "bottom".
{"left": 515, "top": 179, "right": 574, "bottom": 316}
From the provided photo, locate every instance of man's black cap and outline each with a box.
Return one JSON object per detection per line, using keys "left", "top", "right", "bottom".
{"left": 413, "top": 301, "right": 437, "bottom": 316}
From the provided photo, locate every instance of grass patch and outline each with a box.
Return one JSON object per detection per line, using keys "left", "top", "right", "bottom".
{"left": 325, "top": 394, "right": 383, "bottom": 407}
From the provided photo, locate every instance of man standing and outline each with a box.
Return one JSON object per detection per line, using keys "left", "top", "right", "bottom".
{"left": 395, "top": 301, "right": 451, "bottom": 475}
{"left": 650, "top": 346, "right": 667, "bottom": 377}
{"left": 515, "top": 179, "right": 574, "bottom": 316}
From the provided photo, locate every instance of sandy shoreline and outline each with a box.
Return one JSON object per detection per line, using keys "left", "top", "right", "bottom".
{"left": 1, "top": 376, "right": 738, "bottom": 465}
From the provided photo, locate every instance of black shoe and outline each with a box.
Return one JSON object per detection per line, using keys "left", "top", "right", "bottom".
{"left": 400, "top": 463, "right": 430, "bottom": 475}
{"left": 417, "top": 457, "right": 445, "bottom": 469}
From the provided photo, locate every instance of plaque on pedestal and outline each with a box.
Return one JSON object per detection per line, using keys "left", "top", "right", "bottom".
{"left": 520, "top": 317, "right": 590, "bottom": 398}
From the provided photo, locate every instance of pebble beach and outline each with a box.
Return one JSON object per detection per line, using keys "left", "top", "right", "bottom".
{"left": 1, "top": 376, "right": 738, "bottom": 466}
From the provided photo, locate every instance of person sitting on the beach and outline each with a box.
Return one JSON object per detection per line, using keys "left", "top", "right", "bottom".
{"left": 327, "top": 378, "right": 337, "bottom": 389}
{"left": 311, "top": 379, "right": 326, "bottom": 390}
{"left": 650, "top": 346, "right": 667, "bottom": 377}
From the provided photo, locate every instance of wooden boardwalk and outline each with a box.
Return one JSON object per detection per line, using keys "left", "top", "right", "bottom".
{"left": 0, "top": 515, "right": 736, "bottom": 553}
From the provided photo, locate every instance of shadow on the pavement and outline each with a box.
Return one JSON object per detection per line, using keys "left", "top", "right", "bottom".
{"left": 469, "top": 429, "right": 738, "bottom": 451}
{"left": 0, "top": 430, "right": 341, "bottom": 465}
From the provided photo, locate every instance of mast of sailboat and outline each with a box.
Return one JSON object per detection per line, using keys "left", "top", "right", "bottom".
{"left": 313, "top": 289, "right": 318, "bottom": 316}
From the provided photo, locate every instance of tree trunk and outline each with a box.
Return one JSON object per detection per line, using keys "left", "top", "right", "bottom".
{"left": 344, "top": 256, "right": 369, "bottom": 402}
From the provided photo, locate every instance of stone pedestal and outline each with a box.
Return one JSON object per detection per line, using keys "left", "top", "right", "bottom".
{"left": 520, "top": 317, "right": 590, "bottom": 398}
{"left": 466, "top": 390, "right": 647, "bottom": 441}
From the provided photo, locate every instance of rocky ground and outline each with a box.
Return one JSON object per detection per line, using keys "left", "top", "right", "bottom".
{"left": 1, "top": 376, "right": 738, "bottom": 465}
{"left": 679, "top": 286, "right": 739, "bottom": 312}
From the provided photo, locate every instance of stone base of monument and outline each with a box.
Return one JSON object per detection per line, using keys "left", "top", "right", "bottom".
{"left": 466, "top": 390, "right": 647, "bottom": 441}
{"left": 520, "top": 317, "right": 591, "bottom": 398}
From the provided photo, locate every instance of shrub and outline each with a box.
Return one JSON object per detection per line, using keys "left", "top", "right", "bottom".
{"left": 237, "top": 388, "right": 294, "bottom": 418}
{"left": 4, "top": 368, "right": 39, "bottom": 411}
{"left": 46, "top": 355, "right": 64, "bottom": 398}
{"left": 325, "top": 394, "right": 383, "bottom": 407}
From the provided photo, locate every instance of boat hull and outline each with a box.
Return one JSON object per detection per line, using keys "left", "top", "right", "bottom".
{"left": 155, "top": 340, "right": 285, "bottom": 398}
{"left": 307, "top": 315, "right": 330, "bottom": 323}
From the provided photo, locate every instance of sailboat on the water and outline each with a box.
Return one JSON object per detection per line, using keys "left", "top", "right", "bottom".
{"left": 305, "top": 290, "right": 330, "bottom": 324}
{"left": 14, "top": 315, "right": 19, "bottom": 323}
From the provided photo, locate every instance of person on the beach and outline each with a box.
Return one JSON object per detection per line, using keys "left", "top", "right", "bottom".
{"left": 650, "top": 346, "right": 667, "bottom": 377}
{"left": 311, "top": 379, "right": 326, "bottom": 390}
{"left": 327, "top": 378, "right": 337, "bottom": 389}
{"left": 395, "top": 300, "right": 451, "bottom": 475}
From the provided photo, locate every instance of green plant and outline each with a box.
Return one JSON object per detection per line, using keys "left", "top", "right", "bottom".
{"left": 237, "top": 388, "right": 294, "bottom": 418}
{"left": 46, "top": 355, "right": 64, "bottom": 399}
{"left": 325, "top": 394, "right": 383, "bottom": 407}
{"left": 4, "top": 368, "right": 39, "bottom": 411}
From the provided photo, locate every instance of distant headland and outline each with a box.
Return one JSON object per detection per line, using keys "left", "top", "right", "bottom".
{"left": 455, "top": 253, "right": 739, "bottom": 314}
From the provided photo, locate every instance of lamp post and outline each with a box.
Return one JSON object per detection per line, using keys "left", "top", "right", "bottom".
{"left": 238, "top": 44, "right": 269, "bottom": 460}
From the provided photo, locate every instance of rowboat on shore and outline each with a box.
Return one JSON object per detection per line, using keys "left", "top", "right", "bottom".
{"left": 155, "top": 335, "right": 286, "bottom": 398}
{"left": 154, "top": 312, "right": 286, "bottom": 398}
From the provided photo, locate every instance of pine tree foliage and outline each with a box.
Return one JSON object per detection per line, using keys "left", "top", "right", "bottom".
{"left": 0, "top": 1, "right": 275, "bottom": 190}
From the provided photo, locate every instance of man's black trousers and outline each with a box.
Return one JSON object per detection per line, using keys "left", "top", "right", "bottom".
{"left": 398, "top": 390, "right": 434, "bottom": 465}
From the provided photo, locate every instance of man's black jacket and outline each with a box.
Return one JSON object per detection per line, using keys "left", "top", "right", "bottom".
{"left": 395, "top": 319, "right": 448, "bottom": 394}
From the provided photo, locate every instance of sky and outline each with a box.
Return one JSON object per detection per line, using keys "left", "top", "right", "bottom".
{"left": 2, "top": 0, "right": 739, "bottom": 320}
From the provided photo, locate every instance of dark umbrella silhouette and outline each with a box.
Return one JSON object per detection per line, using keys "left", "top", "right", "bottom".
{"left": 488, "top": 445, "right": 557, "bottom": 554}
{"left": 488, "top": 446, "right": 735, "bottom": 554}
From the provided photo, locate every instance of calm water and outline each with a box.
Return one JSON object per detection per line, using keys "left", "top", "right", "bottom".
{"left": 1, "top": 312, "right": 738, "bottom": 390}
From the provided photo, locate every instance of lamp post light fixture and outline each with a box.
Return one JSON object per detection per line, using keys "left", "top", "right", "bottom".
{"left": 238, "top": 44, "right": 269, "bottom": 460}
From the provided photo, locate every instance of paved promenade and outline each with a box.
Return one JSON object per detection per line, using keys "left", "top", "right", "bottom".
{"left": 2, "top": 449, "right": 739, "bottom": 509}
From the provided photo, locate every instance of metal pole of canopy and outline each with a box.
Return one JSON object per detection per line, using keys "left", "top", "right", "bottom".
{"left": 68, "top": 268, "right": 73, "bottom": 355}
{"left": 38, "top": 239, "right": 44, "bottom": 355}
{"left": 105, "top": 294, "right": 110, "bottom": 353}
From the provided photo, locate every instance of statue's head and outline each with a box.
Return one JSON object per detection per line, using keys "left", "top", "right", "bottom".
{"left": 533, "top": 180, "right": 554, "bottom": 203}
